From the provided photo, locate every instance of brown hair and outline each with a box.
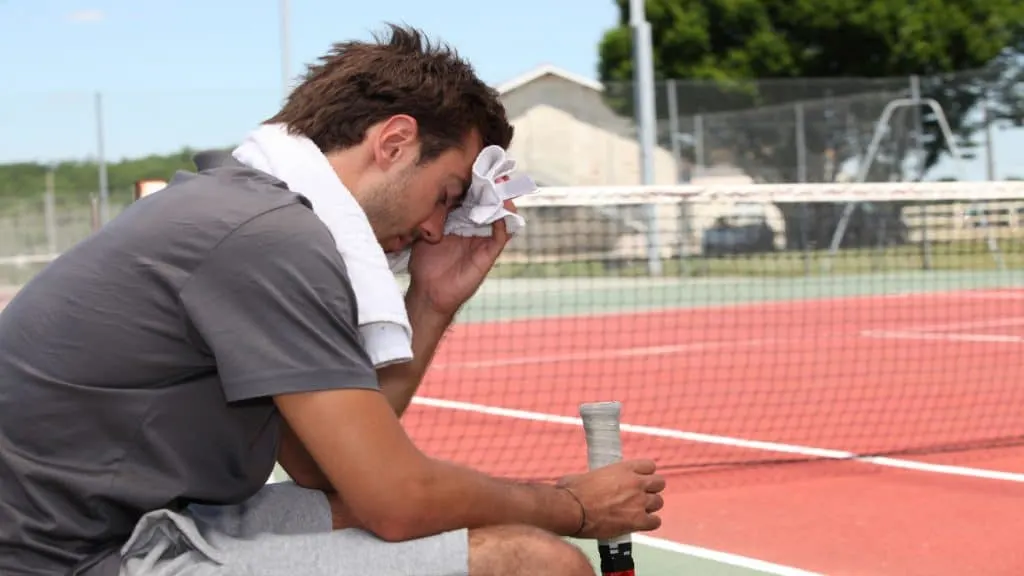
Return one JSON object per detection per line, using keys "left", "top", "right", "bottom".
{"left": 267, "top": 23, "right": 513, "bottom": 162}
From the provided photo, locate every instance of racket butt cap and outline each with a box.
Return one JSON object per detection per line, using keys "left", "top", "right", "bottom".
{"left": 598, "top": 542, "right": 634, "bottom": 574}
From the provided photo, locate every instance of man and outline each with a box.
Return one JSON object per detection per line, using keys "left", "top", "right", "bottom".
{"left": 0, "top": 25, "right": 665, "bottom": 576}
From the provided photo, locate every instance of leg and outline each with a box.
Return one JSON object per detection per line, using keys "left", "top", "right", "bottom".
{"left": 468, "top": 525, "right": 594, "bottom": 576}
{"left": 122, "top": 484, "right": 592, "bottom": 576}
{"left": 121, "top": 482, "right": 472, "bottom": 576}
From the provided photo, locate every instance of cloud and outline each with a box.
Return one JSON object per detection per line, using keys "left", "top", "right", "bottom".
{"left": 66, "top": 9, "right": 105, "bottom": 23}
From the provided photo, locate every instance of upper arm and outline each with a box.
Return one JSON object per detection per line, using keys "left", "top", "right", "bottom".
{"left": 273, "top": 386, "right": 430, "bottom": 532}
{"left": 179, "top": 204, "right": 429, "bottom": 523}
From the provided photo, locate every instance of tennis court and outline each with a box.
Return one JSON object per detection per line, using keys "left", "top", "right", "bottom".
{"left": 401, "top": 270, "right": 1024, "bottom": 575}
{"left": 6, "top": 226, "right": 1024, "bottom": 574}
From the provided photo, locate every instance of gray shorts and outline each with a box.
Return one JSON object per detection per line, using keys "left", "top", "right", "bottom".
{"left": 117, "top": 482, "right": 469, "bottom": 576}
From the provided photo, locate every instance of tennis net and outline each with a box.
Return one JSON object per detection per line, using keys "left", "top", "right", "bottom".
{"left": 401, "top": 180, "right": 1024, "bottom": 481}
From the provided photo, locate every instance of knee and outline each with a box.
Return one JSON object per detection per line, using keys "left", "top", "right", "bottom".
{"left": 469, "top": 525, "right": 594, "bottom": 576}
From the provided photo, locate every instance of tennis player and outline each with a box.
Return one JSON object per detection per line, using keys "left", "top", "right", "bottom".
{"left": 0, "top": 24, "right": 665, "bottom": 576}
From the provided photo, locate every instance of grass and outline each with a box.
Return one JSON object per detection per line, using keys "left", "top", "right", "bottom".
{"left": 491, "top": 241, "right": 1022, "bottom": 279}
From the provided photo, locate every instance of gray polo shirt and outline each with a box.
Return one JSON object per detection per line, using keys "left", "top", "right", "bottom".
{"left": 0, "top": 153, "right": 380, "bottom": 575}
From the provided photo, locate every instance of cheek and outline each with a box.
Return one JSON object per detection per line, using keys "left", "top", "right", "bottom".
{"left": 400, "top": 188, "right": 438, "bottom": 228}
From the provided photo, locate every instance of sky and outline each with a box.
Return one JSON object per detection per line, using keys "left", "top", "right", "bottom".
{"left": 0, "top": 0, "right": 619, "bottom": 164}
{"left": 0, "top": 0, "right": 1018, "bottom": 180}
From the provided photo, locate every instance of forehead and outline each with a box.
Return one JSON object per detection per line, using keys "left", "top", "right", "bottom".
{"left": 431, "top": 130, "right": 482, "bottom": 177}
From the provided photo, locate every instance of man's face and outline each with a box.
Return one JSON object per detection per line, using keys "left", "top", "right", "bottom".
{"left": 358, "top": 116, "right": 483, "bottom": 253}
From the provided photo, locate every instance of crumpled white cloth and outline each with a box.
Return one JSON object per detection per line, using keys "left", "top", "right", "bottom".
{"left": 232, "top": 123, "right": 414, "bottom": 368}
{"left": 387, "top": 145, "right": 538, "bottom": 272}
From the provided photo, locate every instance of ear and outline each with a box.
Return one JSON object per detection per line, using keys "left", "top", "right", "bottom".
{"left": 372, "top": 114, "right": 419, "bottom": 170}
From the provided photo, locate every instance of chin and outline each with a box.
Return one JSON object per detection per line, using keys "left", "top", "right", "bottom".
{"left": 381, "top": 237, "right": 408, "bottom": 253}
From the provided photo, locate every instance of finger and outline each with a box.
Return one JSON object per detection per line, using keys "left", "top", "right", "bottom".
{"left": 502, "top": 199, "right": 519, "bottom": 214}
{"left": 487, "top": 217, "right": 510, "bottom": 253}
{"left": 645, "top": 493, "right": 664, "bottom": 514}
{"left": 628, "top": 459, "right": 658, "bottom": 475}
{"left": 640, "top": 513, "right": 662, "bottom": 532}
{"left": 643, "top": 474, "right": 666, "bottom": 493}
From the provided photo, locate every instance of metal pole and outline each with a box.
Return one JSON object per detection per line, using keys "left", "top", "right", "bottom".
{"left": 983, "top": 93, "right": 996, "bottom": 180}
{"left": 910, "top": 75, "right": 931, "bottom": 270}
{"left": 280, "top": 0, "right": 291, "bottom": 98}
{"left": 45, "top": 164, "right": 57, "bottom": 254}
{"left": 694, "top": 114, "right": 705, "bottom": 172}
{"left": 795, "top": 103, "right": 807, "bottom": 183}
{"left": 666, "top": 80, "right": 692, "bottom": 273}
{"left": 629, "top": 0, "right": 662, "bottom": 276}
{"left": 795, "top": 103, "right": 810, "bottom": 275}
{"left": 95, "top": 92, "right": 109, "bottom": 225}
{"left": 667, "top": 80, "right": 681, "bottom": 179}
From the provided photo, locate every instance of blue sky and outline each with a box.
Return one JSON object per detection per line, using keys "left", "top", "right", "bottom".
{"left": 0, "top": 0, "right": 1018, "bottom": 179}
{"left": 0, "top": 0, "right": 619, "bottom": 164}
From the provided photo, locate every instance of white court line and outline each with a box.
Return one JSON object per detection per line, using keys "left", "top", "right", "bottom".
{"left": 432, "top": 339, "right": 773, "bottom": 369}
{"left": 902, "top": 316, "right": 1024, "bottom": 333}
{"left": 412, "top": 396, "right": 1024, "bottom": 483}
{"left": 860, "top": 330, "right": 1023, "bottom": 344}
{"left": 632, "top": 534, "right": 823, "bottom": 576}
{"left": 859, "top": 316, "right": 1024, "bottom": 344}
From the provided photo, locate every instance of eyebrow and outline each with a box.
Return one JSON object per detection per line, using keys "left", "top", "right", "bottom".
{"left": 451, "top": 174, "right": 470, "bottom": 197}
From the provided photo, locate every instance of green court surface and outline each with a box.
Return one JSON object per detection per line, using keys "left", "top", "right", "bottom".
{"left": 568, "top": 537, "right": 811, "bottom": 575}
{"left": 455, "top": 269, "right": 1024, "bottom": 322}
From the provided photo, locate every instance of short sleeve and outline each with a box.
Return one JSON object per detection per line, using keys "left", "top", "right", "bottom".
{"left": 179, "top": 204, "right": 379, "bottom": 402}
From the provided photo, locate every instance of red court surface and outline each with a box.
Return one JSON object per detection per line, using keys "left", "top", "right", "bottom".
{"left": 403, "top": 288, "right": 1024, "bottom": 575}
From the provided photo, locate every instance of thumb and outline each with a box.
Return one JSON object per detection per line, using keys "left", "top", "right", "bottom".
{"left": 555, "top": 473, "right": 583, "bottom": 488}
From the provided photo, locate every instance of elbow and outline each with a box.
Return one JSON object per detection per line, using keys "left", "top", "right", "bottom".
{"left": 365, "top": 514, "right": 422, "bottom": 543}
{"left": 358, "top": 497, "right": 427, "bottom": 542}
{"left": 355, "top": 472, "right": 437, "bottom": 542}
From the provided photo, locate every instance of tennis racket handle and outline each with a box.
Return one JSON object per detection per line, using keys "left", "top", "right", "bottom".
{"left": 579, "top": 401, "right": 636, "bottom": 575}
{"left": 599, "top": 543, "right": 636, "bottom": 575}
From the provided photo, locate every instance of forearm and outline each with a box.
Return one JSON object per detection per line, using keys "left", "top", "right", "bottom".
{"left": 382, "top": 458, "right": 583, "bottom": 541}
{"left": 377, "top": 287, "right": 453, "bottom": 417}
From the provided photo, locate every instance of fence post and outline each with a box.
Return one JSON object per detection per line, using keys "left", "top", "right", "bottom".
{"left": 794, "top": 103, "right": 811, "bottom": 275}
{"left": 44, "top": 166, "right": 57, "bottom": 254}
{"left": 666, "top": 79, "right": 692, "bottom": 275}
{"left": 95, "top": 92, "right": 110, "bottom": 226}
{"left": 90, "top": 195, "right": 101, "bottom": 233}
{"left": 909, "top": 75, "right": 932, "bottom": 271}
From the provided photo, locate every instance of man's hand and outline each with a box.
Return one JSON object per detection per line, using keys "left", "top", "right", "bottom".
{"left": 406, "top": 201, "right": 516, "bottom": 316}
{"left": 556, "top": 460, "right": 666, "bottom": 541}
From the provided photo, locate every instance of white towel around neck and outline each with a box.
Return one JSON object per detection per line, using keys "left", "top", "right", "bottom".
{"left": 232, "top": 123, "right": 414, "bottom": 368}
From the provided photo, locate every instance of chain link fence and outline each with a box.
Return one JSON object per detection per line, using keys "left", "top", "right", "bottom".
{"left": 1, "top": 67, "right": 1021, "bottom": 282}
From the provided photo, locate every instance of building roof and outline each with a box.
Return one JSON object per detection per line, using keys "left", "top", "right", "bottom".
{"left": 496, "top": 64, "right": 604, "bottom": 95}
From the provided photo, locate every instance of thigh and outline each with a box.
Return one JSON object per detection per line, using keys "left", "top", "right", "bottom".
{"left": 221, "top": 526, "right": 469, "bottom": 576}
{"left": 120, "top": 483, "right": 468, "bottom": 576}
{"left": 187, "top": 481, "right": 333, "bottom": 538}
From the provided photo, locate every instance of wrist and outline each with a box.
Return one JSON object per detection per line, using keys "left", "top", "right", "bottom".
{"left": 554, "top": 485, "right": 587, "bottom": 537}
{"left": 405, "top": 285, "right": 456, "bottom": 329}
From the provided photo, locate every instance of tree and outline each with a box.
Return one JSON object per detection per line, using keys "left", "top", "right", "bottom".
{"left": 597, "top": 0, "right": 1023, "bottom": 249}
{"left": 0, "top": 148, "right": 210, "bottom": 202}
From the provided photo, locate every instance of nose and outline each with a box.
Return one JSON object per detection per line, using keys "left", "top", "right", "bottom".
{"left": 418, "top": 206, "right": 447, "bottom": 245}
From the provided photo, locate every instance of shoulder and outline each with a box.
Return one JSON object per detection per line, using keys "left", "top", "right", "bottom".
{"left": 182, "top": 197, "right": 355, "bottom": 308}
{"left": 125, "top": 160, "right": 342, "bottom": 272}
